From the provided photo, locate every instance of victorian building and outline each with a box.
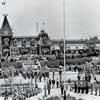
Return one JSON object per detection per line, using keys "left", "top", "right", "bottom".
{"left": 0, "top": 15, "right": 51, "bottom": 57}
{"left": 0, "top": 15, "right": 100, "bottom": 58}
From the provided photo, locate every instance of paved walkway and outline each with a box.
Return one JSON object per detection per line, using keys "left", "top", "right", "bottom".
{"left": 49, "top": 88, "right": 100, "bottom": 100}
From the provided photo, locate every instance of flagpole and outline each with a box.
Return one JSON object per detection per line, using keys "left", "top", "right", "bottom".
{"left": 42, "top": 22, "right": 45, "bottom": 31}
{"left": 63, "top": 0, "right": 66, "bottom": 99}
{"left": 36, "top": 22, "right": 39, "bottom": 33}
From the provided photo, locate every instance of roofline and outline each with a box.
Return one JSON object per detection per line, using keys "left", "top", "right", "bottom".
{"left": 12, "top": 36, "right": 38, "bottom": 38}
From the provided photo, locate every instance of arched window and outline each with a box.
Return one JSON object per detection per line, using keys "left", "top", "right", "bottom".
{"left": 22, "top": 39, "right": 26, "bottom": 46}
{"left": 13, "top": 39, "right": 18, "bottom": 46}
{"left": 4, "top": 38, "right": 9, "bottom": 45}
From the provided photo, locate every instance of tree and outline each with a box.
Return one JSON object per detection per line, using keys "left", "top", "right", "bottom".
{"left": 85, "top": 36, "right": 99, "bottom": 56}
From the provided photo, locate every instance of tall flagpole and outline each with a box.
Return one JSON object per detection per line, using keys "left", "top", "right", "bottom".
{"left": 42, "top": 22, "right": 45, "bottom": 31}
{"left": 63, "top": 0, "right": 65, "bottom": 88}
{"left": 63, "top": 0, "right": 66, "bottom": 99}
{"left": 36, "top": 22, "right": 39, "bottom": 33}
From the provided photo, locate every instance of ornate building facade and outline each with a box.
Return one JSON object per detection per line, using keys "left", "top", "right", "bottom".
{"left": 0, "top": 15, "right": 51, "bottom": 57}
{"left": 0, "top": 15, "right": 100, "bottom": 58}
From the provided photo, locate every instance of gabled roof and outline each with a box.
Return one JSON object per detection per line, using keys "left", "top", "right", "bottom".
{"left": 1, "top": 15, "right": 12, "bottom": 33}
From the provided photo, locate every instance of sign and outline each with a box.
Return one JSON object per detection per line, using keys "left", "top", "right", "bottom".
{"left": 41, "top": 45, "right": 50, "bottom": 55}
{"left": 41, "top": 48, "right": 49, "bottom": 53}
{"left": 19, "top": 48, "right": 30, "bottom": 54}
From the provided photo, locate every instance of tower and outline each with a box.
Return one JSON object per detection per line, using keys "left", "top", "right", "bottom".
{"left": 0, "top": 15, "right": 13, "bottom": 57}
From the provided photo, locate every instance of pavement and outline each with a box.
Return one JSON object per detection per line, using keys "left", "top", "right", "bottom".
{"left": 48, "top": 88, "right": 100, "bottom": 100}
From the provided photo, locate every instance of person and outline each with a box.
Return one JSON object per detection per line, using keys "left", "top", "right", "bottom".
{"left": 78, "top": 82, "right": 81, "bottom": 93}
{"left": 56, "top": 78, "right": 59, "bottom": 88}
{"left": 39, "top": 75, "right": 41, "bottom": 82}
{"left": 88, "top": 75, "right": 91, "bottom": 83}
{"left": 13, "top": 89, "right": 19, "bottom": 100}
{"left": 49, "top": 79, "right": 51, "bottom": 86}
{"left": 47, "top": 82, "right": 51, "bottom": 95}
{"left": 74, "top": 82, "right": 77, "bottom": 93}
{"left": 86, "top": 82, "right": 89, "bottom": 94}
{"left": 60, "top": 82, "right": 64, "bottom": 95}
{"left": 99, "top": 83, "right": 100, "bottom": 96}
{"left": 53, "top": 72, "right": 55, "bottom": 79}
{"left": 4, "top": 91, "right": 8, "bottom": 100}
{"left": 77, "top": 74, "right": 80, "bottom": 81}
{"left": 52, "top": 79, "right": 55, "bottom": 88}
{"left": 95, "top": 82, "right": 98, "bottom": 95}
{"left": 82, "top": 82, "right": 85, "bottom": 94}
{"left": 44, "top": 85, "right": 47, "bottom": 97}
{"left": 90, "top": 83, "right": 93, "bottom": 95}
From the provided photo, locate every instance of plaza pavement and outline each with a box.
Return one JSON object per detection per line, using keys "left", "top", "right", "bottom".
{"left": 48, "top": 88, "right": 100, "bottom": 100}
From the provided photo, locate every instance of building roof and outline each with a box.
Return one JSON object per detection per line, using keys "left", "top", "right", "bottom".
{"left": 12, "top": 36, "right": 39, "bottom": 41}
{"left": 1, "top": 15, "right": 12, "bottom": 34}
{"left": 52, "top": 39, "right": 100, "bottom": 45}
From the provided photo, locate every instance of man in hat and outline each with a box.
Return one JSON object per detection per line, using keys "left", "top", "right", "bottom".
{"left": 74, "top": 82, "right": 77, "bottom": 93}
{"left": 56, "top": 78, "right": 59, "bottom": 88}
{"left": 78, "top": 82, "right": 81, "bottom": 93}
{"left": 86, "top": 82, "right": 89, "bottom": 94}
{"left": 60, "top": 82, "right": 64, "bottom": 95}
{"left": 95, "top": 82, "right": 98, "bottom": 95}
{"left": 47, "top": 82, "right": 51, "bottom": 95}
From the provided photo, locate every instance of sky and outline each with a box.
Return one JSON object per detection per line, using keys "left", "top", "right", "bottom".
{"left": 0, "top": 0, "right": 100, "bottom": 40}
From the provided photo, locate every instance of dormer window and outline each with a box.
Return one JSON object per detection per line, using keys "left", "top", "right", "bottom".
{"left": 13, "top": 39, "right": 18, "bottom": 46}
{"left": 4, "top": 38, "right": 9, "bottom": 46}
{"left": 22, "top": 39, "right": 26, "bottom": 46}
{"left": 30, "top": 39, "right": 35, "bottom": 46}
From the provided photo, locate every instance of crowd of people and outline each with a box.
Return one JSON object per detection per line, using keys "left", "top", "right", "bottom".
{"left": 0, "top": 49, "right": 100, "bottom": 100}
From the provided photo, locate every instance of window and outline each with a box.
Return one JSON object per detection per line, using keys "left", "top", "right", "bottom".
{"left": 4, "top": 38, "right": 9, "bottom": 45}
{"left": 22, "top": 39, "right": 26, "bottom": 46}
{"left": 13, "top": 39, "right": 18, "bottom": 46}
{"left": 30, "top": 39, "right": 35, "bottom": 46}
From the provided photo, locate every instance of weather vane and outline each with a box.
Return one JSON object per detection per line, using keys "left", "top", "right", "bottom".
{"left": 1, "top": 0, "right": 8, "bottom": 16}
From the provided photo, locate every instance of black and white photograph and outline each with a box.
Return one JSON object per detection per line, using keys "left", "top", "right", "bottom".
{"left": 0, "top": 0, "right": 100, "bottom": 100}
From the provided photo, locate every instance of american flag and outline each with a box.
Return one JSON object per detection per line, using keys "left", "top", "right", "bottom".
{"left": 1, "top": 1, "right": 6, "bottom": 5}
{"left": 43, "top": 22, "right": 45, "bottom": 25}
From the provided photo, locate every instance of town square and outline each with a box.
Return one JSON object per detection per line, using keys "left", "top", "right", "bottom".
{"left": 0, "top": 0, "right": 100, "bottom": 100}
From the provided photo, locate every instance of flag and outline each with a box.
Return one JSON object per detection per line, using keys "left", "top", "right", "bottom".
{"left": 43, "top": 22, "right": 45, "bottom": 25}
{"left": 1, "top": 1, "right": 6, "bottom": 5}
